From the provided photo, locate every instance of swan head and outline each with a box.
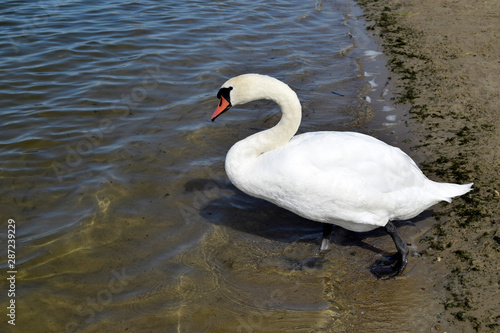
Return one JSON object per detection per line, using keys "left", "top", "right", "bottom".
{"left": 211, "top": 74, "right": 292, "bottom": 121}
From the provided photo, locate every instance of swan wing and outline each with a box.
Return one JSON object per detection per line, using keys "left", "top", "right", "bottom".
{"left": 242, "top": 132, "right": 429, "bottom": 230}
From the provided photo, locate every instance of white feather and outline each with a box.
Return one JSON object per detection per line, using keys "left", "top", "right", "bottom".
{"left": 217, "top": 74, "right": 473, "bottom": 233}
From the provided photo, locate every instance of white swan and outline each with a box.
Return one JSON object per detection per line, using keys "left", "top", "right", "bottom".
{"left": 211, "top": 74, "right": 473, "bottom": 279}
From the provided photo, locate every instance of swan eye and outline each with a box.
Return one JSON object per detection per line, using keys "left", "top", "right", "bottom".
{"left": 217, "top": 86, "right": 233, "bottom": 103}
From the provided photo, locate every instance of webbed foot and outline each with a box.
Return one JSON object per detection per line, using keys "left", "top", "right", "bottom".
{"left": 370, "top": 252, "right": 407, "bottom": 279}
{"left": 370, "top": 221, "right": 409, "bottom": 279}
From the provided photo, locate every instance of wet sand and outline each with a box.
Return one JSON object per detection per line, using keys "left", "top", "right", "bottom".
{"left": 358, "top": 0, "right": 500, "bottom": 331}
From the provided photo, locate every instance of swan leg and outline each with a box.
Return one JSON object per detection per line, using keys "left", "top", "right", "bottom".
{"left": 385, "top": 221, "right": 409, "bottom": 276}
{"left": 320, "top": 223, "right": 333, "bottom": 252}
{"left": 371, "top": 221, "right": 409, "bottom": 279}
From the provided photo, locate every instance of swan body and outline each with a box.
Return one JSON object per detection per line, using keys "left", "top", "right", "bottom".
{"left": 211, "top": 74, "right": 473, "bottom": 278}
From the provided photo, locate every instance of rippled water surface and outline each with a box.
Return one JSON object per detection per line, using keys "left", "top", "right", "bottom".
{"left": 0, "top": 1, "right": 441, "bottom": 332}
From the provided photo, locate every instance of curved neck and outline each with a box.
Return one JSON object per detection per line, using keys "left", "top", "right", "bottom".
{"left": 231, "top": 80, "right": 302, "bottom": 160}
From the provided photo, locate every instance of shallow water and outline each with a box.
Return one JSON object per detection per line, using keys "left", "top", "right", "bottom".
{"left": 0, "top": 1, "right": 441, "bottom": 332}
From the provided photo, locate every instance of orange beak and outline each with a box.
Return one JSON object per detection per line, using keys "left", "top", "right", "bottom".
{"left": 211, "top": 96, "right": 231, "bottom": 121}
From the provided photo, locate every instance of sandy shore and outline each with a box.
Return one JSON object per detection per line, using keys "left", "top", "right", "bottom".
{"left": 358, "top": 0, "right": 500, "bottom": 331}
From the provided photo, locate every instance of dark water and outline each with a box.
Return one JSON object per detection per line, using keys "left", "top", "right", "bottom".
{"left": 0, "top": 1, "right": 440, "bottom": 332}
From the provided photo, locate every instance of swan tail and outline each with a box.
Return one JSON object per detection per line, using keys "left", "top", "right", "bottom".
{"left": 430, "top": 181, "right": 473, "bottom": 203}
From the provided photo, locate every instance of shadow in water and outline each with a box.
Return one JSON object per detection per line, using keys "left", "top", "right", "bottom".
{"left": 184, "top": 177, "right": 433, "bottom": 258}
